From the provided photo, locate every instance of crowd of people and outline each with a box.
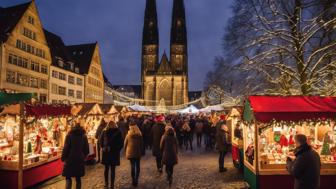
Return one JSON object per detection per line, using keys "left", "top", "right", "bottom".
{"left": 60, "top": 113, "right": 230, "bottom": 189}
{"left": 60, "top": 113, "right": 321, "bottom": 189}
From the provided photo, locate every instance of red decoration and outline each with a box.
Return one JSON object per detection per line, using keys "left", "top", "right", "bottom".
{"left": 279, "top": 135, "right": 289, "bottom": 147}
{"left": 25, "top": 104, "right": 71, "bottom": 118}
{"left": 248, "top": 96, "right": 336, "bottom": 123}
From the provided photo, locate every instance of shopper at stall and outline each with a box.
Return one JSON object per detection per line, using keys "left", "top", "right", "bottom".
{"left": 216, "top": 116, "right": 229, "bottom": 172}
{"left": 100, "top": 121, "right": 123, "bottom": 189}
{"left": 286, "top": 134, "right": 321, "bottom": 189}
{"left": 160, "top": 127, "right": 178, "bottom": 187}
{"left": 182, "top": 119, "right": 193, "bottom": 151}
{"left": 152, "top": 115, "right": 166, "bottom": 173}
{"left": 61, "top": 124, "right": 89, "bottom": 189}
{"left": 95, "top": 119, "right": 107, "bottom": 163}
{"left": 124, "top": 122, "right": 144, "bottom": 187}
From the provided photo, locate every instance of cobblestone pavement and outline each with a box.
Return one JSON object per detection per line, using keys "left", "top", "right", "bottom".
{"left": 37, "top": 147, "right": 249, "bottom": 189}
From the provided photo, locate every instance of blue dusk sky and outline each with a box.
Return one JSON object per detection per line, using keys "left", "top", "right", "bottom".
{"left": 1, "top": 0, "right": 233, "bottom": 91}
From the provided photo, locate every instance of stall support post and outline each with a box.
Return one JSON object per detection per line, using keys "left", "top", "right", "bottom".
{"left": 18, "top": 103, "right": 25, "bottom": 189}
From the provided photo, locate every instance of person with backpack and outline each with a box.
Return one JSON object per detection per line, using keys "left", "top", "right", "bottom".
{"left": 100, "top": 121, "right": 124, "bottom": 189}
{"left": 124, "top": 123, "right": 144, "bottom": 187}
{"left": 62, "top": 123, "right": 89, "bottom": 189}
{"left": 195, "top": 117, "right": 204, "bottom": 148}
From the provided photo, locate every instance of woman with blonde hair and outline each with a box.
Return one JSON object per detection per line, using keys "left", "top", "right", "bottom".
{"left": 124, "top": 122, "right": 144, "bottom": 187}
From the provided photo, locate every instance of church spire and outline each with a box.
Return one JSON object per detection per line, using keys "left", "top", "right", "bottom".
{"left": 142, "top": 0, "right": 159, "bottom": 45}
{"left": 170, "top": 0, "right": 187, "bottom": 45}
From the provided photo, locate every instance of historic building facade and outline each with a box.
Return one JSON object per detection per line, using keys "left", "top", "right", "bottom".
{"left": 44, "top": 30, "right": 84, "bottom": 104}
{"left": 142, "top": 0, "right": 189, "bottom": 106}
{"left": 0, "top": 1, "right": 51, "bottom": 102}
{"left": 68, "top": 43, "right": 104, "bottom": 104}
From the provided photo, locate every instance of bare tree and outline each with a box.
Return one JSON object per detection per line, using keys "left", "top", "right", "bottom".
{"left": 206, "top": 0, "right": 336, "bottom": 95}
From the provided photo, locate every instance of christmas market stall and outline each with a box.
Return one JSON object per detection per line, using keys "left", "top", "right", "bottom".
{"left": 99, "top": 104, "right": 120, "bottom": 123}
{"left": 72, "top": 103, "right": 104, "bottom": 162}
{"left": 0, "top": 103, "right": 71, "bottom": 189}
{"left": 242, "top": 96, "right": 336, "bottom": 189}
{"left": 227, "top": 107, "right": 243, "bottom": 169}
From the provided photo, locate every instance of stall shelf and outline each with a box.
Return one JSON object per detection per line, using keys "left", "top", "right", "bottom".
{"left": 242, "top": 96, "right": 336, "bottom": 189}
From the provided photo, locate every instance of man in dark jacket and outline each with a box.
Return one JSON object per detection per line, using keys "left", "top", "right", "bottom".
{"left": 62, "top": 124, "right": 89, "bottom": 189}
{"left": 95, "top": 119, "right": 107, "bottom": 163}
{"left": 100, "top": 121, "right": 123, "bottom": 189}
{"left": 152, "top": 116, "right": 166, "bottom": 173}
{"left": 117, "top": 116, "right": 129, "bottom": 141}
{"left": 215, "top": 117, "right": 229, "bottom": 172}
{"left": 286, "top": 134, "right": 321, "bottom": 189}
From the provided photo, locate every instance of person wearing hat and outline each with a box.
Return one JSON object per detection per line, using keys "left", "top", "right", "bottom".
{"left": 124, "top": 122, "right": 144, "bottom": 187}
{"left": 152, "top": 115, "right": 166, "bottom": 173}
{"left": 215, "top": 115, "right": 229, "bottom": 172}
{"left": 100, "top": 121, "right": 123, "bottom": 189}
{"left": 160, "top": 127, "right": 178, "bottom": 187}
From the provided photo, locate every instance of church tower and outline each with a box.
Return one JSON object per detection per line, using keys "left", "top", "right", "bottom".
{"left": 142, "top": 0, "right": 159, "bottom": 105}
{"left": 141, "top": 0, "right": 189, "bottom": 107}
{"left": 170, "top": 0, "right": 189, "bottom": 105}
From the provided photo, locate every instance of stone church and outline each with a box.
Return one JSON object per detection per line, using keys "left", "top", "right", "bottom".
{"left": 141, "top": 0, "right": 189, "bottom": 106}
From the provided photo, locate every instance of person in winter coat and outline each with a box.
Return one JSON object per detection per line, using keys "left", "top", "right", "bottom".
{"left": 95, "top": 119, "right": 107, "bottom": 163}
{"left": 182, "top": 120, "right": 193, "bottom": 151}
{"left": 117, "top": 116, "right": 129, "bottom": 141}
{"left": 100, "top": 121, "right": 124, "bottom": 189}
{"left": 62, "top": 124, "right": 89, "bottom": 189}
{"left": 124, "top": 123, "right": 144, "bottom": 187}
{"left": 215, "top": 117, "right": 229, "bottom": 172}
{"left": 160, "top": 127, "right": 178, "bottom": 187}
{"left": 152, "top": 116, "right": 166, "bottom": 172}
{"left": 142, "top": 119, "right": 153, "bottom": 150}
{"left": 286, "top": 134, "right": 321, "bottom": 189}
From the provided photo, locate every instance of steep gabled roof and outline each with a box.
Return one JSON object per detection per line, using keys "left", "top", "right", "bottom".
{"left": 157, "top": 52, "right": 172, "bottom": 75}
{"left": 43, "top": 29, "right": 76, "bottom": 68}
{"left": 67, "top": 43, "right": 97, "bottom": 74}
{"left": 0, "top": 2, "right": 31, "bottom": 42}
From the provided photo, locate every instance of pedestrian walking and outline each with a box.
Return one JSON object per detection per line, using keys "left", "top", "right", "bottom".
{"left": 182, "top": 120, "right": 193, "bottom": 151}
{"left": 95, "top": 119, "right": 107, "bottom": 163}
{"left": 142, "top": 118, "right": 153, "bottom": 150}
{"left": 117, "top": 116, "right": 129, "bottom": 141}
{"left": 100, "top": 121, "right": 124, "bottom": 189}
{"left": 161, "top": 127, "right": 178, "bottom": 187}
{"left": 215, "top": 116, "right": 229, "bottom": 172}
{"left": 61, "top": 124, "right": 89, "bottom": 189}
{"left": 286, "top": 134, "right": 321, "bottom": 189}
{"left": 195, "top": 118, "right": 204, "bottom": 147}
{"left": 152, "top": 115, "right": 166, "bottom": 172}
{"left": 124, "top": 123, "right": 144, "bottom": 187}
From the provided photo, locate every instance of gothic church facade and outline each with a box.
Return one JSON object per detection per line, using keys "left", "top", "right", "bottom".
{"left": 141, "top": 0, "right": 189, "bottom": 106}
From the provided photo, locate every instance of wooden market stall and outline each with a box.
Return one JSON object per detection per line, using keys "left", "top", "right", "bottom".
{"left": 73, "top": 103, "right": 104, "bottom": 162}
{"left": 0, "top": 102, "right": 71, "bottom": 189}
{"left": 99, "top": 104, "right": 119, "bottom": 122}
{"left": 242, "top": 96, "right": 336, "bottom": 189}
{"left": 227, "top": 107, "right": 243, "bottom": 169}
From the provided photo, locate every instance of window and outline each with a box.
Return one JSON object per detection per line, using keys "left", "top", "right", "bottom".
{"left": 17, "top": 57, "right": 28, "bottom": 68}
{"left": 76, "top": 91, "right": 82, "bottom": 99}
{"left": 58, "top": 60, "right": 63, "bottom": 67}
{"left": 31, "top": 61, "right": 40, "bottom": 72}
{"left": 41, "top": 65, "right": 48, "bottom": 74}
{"left": 16, "top": 73, "right": 29, "bottom": 86}
{"left": 68, "top": 76, "right": 75, "bottom": 84}
{"left": 6, "top": 70, "right": 16, "bottom": 83}
{"left": 52, "top": 70, "right": 58, "bottom": 78}
{"left": 51, "top": 84, "right": 58, "bottom": 94}
{"left": 28, "top": 16, "right": 35, "bottom": 25}
{"left": 75, "top": 67, "right": 79, "bottom": 73}
{"left": 69, "top": 63, "right": 74, "bottom": 70}
{"left": 30, "top": 77, "right": 38, "bottom": 88}
{"left": 23, "top": 27, "right": 36, "bottom": 40}
{"left": 77, "top": 78, "right": 83, "bottom": 86}
{"left": 40, "top": 79, "right": 47, "bottom": 89}
{"left": 39, "top": 94, "right": 47, "bottom": 103}
{"left": 58, "top": 86, "right": 66, "bottom": 95}
{"left": 59, "top": 72, "right": 66, "bottom": 81}
{"left": 68, "top": 89, "right": 74, "bottom": 97}
{"left": 16, "top": 40, "right": 46, "bottom": 59}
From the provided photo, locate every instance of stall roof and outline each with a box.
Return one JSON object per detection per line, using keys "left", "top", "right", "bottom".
{"left": 247, "top": 96, "right": 336, "bottom": 122}
{"left": 0, "top": 92, "right": 34, "bottom": 106}
{"left": 75, "top": 103, "right": 103, "bottom": 116}
{"left": 25, "top": 104, "right": 72, "bottom": 118}
{"left": 128, "top": 104, "right": 150, "bottom": 112}
{"left": 99, "top": 104, "right": 118, "bottom": 115}
{"left": 177, "top": 105, "right": 199, "bottom": 114}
